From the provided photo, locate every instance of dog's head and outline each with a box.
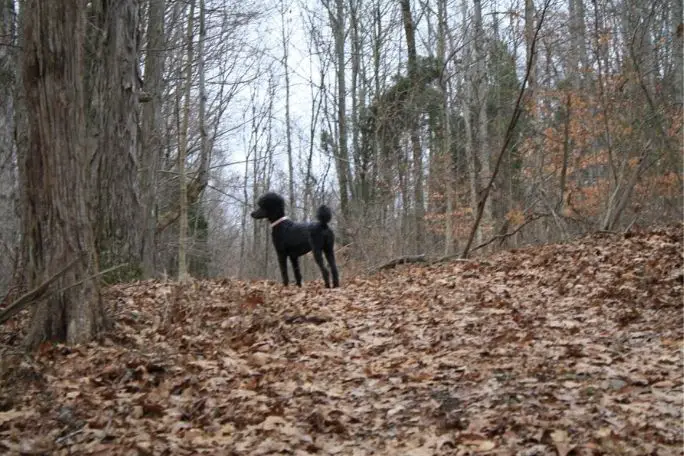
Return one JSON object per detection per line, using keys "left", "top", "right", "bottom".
{"left": 251, "top": 192, "right": 286, "bottom": 222}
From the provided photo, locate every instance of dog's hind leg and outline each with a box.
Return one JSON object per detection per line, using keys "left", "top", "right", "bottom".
{"left": 312, "top": 250, "right": 331, "bottom": 288}
{"left": 289, "top": 256, "right": 303, "bottom": 287}
{"left": 323, "top": 247, "right": 339, "bottom": 288}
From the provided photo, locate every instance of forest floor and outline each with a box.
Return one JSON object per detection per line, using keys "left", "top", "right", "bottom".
{"left": 0, "top": 226, "right": 682, "bottom": 455}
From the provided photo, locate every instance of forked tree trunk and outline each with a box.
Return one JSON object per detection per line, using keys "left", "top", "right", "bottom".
{"left": 21, "top": 0, "right": 104, "bottom": 348}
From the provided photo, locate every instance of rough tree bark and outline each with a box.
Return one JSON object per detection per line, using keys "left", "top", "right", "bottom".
{"left": 20, "top": 0, "right": 105, "bottom": 348}
{"left": 0, "top": 0, "right": 18, "bottom": 298}
{"left": 0, "top": 0, "right": 15, "bottom": 174}
{"left": 89, "top": 0, "right": 141, "bottom": 270}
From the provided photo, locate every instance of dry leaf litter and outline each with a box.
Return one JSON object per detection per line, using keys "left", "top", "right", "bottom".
{"left": 0, "top": 226, "right": 681, "bottom": 455}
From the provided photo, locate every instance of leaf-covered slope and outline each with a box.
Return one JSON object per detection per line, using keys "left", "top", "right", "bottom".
{"left": 1, "top": 227, "right": 682, "bottom": 455}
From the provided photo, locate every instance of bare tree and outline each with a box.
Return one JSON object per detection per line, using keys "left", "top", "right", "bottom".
{"left": 437, "top": 0, "right": 455, "bottom": 256}
{"left": 461, "top": 0, "right": 480, "bottom": 245}
{"left": 322, "top": 0, "right": 351, "bottom": 221}
{"left": 177, "top": 0, "right": 196, "bottom": 281}
{"left": 280, "top": 0, "right": 296, "bottom": 214}
{"left": 399, "top": 0, "right": 425, "bottom": 254}
{"left": 140, "top": 0, "right": 165, "bottom": 278}
{"left": 472, "top": 0, "right": 492, "bottom": 237}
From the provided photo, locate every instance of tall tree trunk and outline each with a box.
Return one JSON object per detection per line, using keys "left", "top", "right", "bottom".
{"left": 21, "top": 0, "right": 104, "bottom": 348}
{"left": 568, "top": 0, "right": 580, "bottom": 89}
{"left": 400, "top": 0, "right": 425, "bottom": 254}
{"left": 197, "top": 0, "right": 208, "bottom": 195}
{"left": 178, "top": 0, "right": 195, "bottom": 281}
{"left": 191, "top": 0, "right": 209, "bottom": 276}
{"left": 0, "top": 0, "right": 16, "bottom": 178}
{"left": 280, "top": 0, "right": 295, "bottom": 214}
{"left": 674, "top": 0, "right": 683, "bottom": 106}
{"left": 350, "top": 0, "right": 362, "bottom": 208}
{"left": 437, "top": 0, "right": 454, "bottom": 256}
{"left": 372, "top": 3, "right": 388, "bottom": 220}
{"left": 473, "top": 0, "right": 492, "bottom": 237}
{"left": 568, "top": 0, "right": 588, "bottom": 89}
{"left": 0, "top": 0, "right": 19, "bottom": 296}
{"left": 140, "top": 0, "right": 165, "bottom": 278}
{"left": 462, "top": 0, "right": 481, "bottom": 245}
{"left": 89, "top": 0, "right": 141, "bottom": 271}
{"left": 559, "top": 94, "right": 572, "bottom": 211}
{"left": 328, "top": 0, "right": 350, "bottom": 221}
{"left": 0, "top": 0, "right": 15, "bottom": 172}
{"left": 524, "top": 0, "right": 537, "bottom": 108}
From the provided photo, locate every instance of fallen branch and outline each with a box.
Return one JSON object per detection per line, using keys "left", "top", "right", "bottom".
{"left": 283, "top": 315, "right": 331, "bottom": 325}
{"left": 0, "top": 257, "right": 81, "bottom": 325}
{"left": 370, "top": 254, "right": 426, "bottom": 273}
{"left": 429, "top": 255, "right": 474, "bottom": 265}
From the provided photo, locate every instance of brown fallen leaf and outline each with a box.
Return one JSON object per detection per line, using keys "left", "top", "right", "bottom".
{"left": 551, "top": 429, "right": 576, "bottom": 456}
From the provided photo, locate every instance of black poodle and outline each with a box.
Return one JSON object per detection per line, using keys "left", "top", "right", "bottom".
{"left": 251, "top": 192, "right": 340, "bottom": 288}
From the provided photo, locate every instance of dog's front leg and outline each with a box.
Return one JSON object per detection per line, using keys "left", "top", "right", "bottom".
{"left": 290, "top": 256, "right": 303, "bottom": 287}
{"left": 278, "top": 253, "right": 289, "bottom": 286}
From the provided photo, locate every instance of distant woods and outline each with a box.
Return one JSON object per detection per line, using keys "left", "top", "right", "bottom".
{"left": 0, "top": 0, "right": 681, "bottom": 345}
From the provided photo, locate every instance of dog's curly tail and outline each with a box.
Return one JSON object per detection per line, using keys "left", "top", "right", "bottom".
{"left": 316, "top": 205, "right": 332, "bottom": 227}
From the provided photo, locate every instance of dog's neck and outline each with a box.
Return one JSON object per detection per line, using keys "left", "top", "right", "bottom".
{"left": 270, "top": 216, "right": 289, "bottom": 228}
